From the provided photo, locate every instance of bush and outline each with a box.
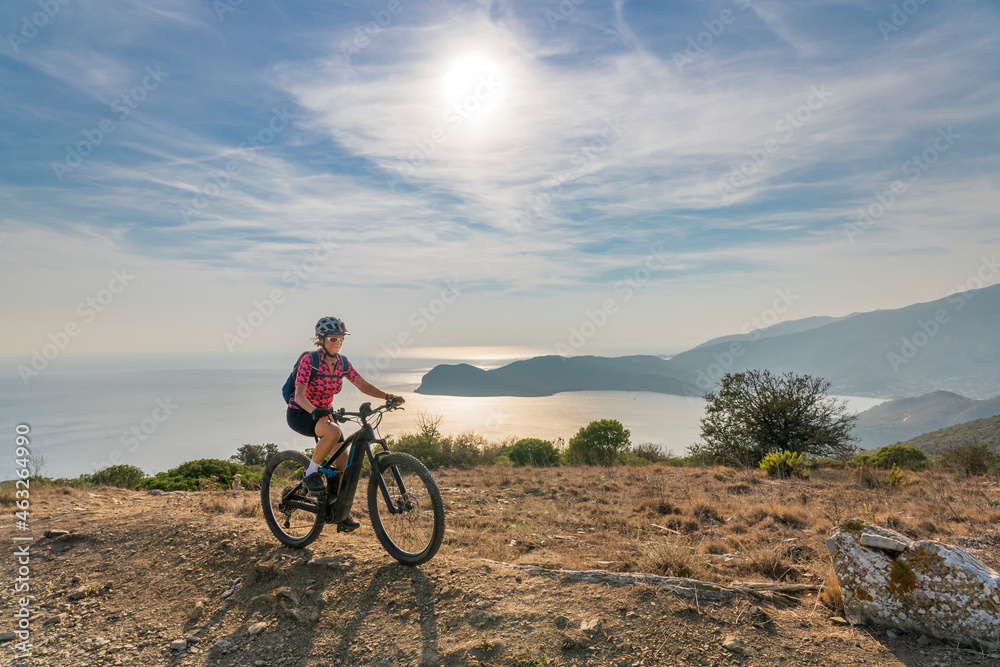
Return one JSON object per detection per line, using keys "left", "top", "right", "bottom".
{"left": 140, "top": 459, "right": 260, "bottom": 491}
{"left": 849, "top": 444, "right": 927, "bottom": 470}
{"left": 83, "top": 464, "right": 146, "bottom": 490}
{"left": 387, "top": 431, "right": 504, "bottom": 470}
{"left": 230, "top": 443, "right": 278, "bottom": 467}
{"left": 563, "top": 419, "right": 631, "bottom": 466}
{"left": 936, "top": 440, "right": 1000, "bottom": 477}
{"left": 619, "top": 451, "right": 653, "bottom": 466}
{"left": 759, "top": 450, "right": 808, "bottom": 478}
{"left": 505, "top": 438, "right": 560, "bottom": 466}
{"left": 631, "top": 442, "right": 671, "bottom": 463}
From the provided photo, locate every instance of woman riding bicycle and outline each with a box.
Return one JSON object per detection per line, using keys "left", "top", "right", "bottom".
{"left": 286, "top": 316, "right": 404, "bottom": 530}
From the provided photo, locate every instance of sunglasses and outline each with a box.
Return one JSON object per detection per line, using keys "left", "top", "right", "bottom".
{"left": 324, "top": 336, "right": 345, "bottom": 344}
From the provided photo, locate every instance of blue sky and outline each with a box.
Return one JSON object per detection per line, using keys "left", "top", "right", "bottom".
{"left": 2, "top": 0, "right": 998, "bottom": 360}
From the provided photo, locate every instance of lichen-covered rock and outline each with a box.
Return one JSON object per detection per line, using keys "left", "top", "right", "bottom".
{"left": 826, "top": 520, "right": 1000, "bottom": 649}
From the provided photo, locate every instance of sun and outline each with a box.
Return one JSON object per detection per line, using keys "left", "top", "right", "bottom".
{"left": 438, "top": 53, "right": 505, "bottom": 127}
{"left": 441, "top": 53, "right": 500, "bottom": 101}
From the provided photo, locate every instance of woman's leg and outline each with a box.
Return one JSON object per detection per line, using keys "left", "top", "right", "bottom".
{"left": 312, "top": 419, "right": 345, "bottom": 470}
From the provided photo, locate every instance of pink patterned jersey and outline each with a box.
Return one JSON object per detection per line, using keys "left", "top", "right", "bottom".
{"left": 289, "top": 352, "right": 361, "bottom": 409}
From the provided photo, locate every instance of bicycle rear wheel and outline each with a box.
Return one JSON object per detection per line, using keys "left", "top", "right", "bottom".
{"left": 367, "top": 452, "right": 444, "bottom": 565}
{"left": 261, "top": 450, "right": 325, "bottom": 548}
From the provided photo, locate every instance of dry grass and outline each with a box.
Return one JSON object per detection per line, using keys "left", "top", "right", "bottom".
{"left": 428, "top": 464, "right": 1000, "bottom": 589}
{"left": 183, "top": 461, "right": 1000, "bottom": 614}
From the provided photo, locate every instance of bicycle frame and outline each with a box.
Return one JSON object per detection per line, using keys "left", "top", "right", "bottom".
{"left": 292, "top": 402, "right": 410, "bottom": 524}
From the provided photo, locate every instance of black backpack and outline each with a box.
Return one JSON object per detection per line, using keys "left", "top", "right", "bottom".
{"left": 281, "top": 350, "right": 322, "bottom": 407}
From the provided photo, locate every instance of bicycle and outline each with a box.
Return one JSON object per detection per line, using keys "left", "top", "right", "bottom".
{"left": 260, "top": 398, "right": 445, "bottom": 566}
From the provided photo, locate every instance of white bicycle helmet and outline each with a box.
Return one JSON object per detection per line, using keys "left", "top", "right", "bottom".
{"left": 315, "top": 316, "right": 350, "bottom": 337}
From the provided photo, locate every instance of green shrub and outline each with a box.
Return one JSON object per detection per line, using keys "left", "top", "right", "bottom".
{"left": 83, "top": 464, "right": 146, "bottom": 490}
{"left": 871, "top": 444, "right": 928, "bottom": 470}
{"left": 809, "top": 457, "right": 846, "bottom": 469}
{"left": 387, "top": 432, "right": 503, "bottom": 470}
{"left": 936, "top": 440, "right": 1000, "bottom": 477}
{"left": 563, "top": 419, "right": 631, "bottom": 466}
{"left": 849, "top": 445, "right": 928, "bottom": 470}
{"left": 230, "top": 443, "right": 278, "bottom": 467}
{"left": 139, "top": 459, "right": 260, "bottom": 491}
{"left": 631, "top": 442, "right": 670, "bottom": 463}
{"left": 759, "top": 450, "right": 807, "bottom": 478}
{"left": 505, "top": 438, "right": 560, "bottom": 466}
{"left": 847, "top": 453, "right": 873, "bottom": 467}
{"left": 619, "top": 451, "right": 653, "bottom": 466}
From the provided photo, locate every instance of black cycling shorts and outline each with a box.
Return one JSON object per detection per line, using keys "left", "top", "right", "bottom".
{"left": 286, "top": 406, "right": 344, "bottom": 442}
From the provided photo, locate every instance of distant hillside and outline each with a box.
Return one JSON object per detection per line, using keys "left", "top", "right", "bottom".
{"left": 693, "top": 315, "right": 854, "bottom": 349}
{"left": 667, "top": 284, "right": 1000, "bottom": 399}
{"left": 415, "top": 355, "right": 687, "bottom": 397}
{"left": 896, "top": 414, "right": 1000, "bottom": 455}
{"left": 854, "top": 391, "right": 1000, "bottom": 448}
{"left": 417, "top": 284, "right": 1000, "bottom": 399}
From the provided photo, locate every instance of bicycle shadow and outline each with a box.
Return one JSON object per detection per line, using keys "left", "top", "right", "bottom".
{"left": 199, "top": 546, "right": 440, "bottom": 665}
{"left": 332, "top": 563, "right": 440, "bottom": 665}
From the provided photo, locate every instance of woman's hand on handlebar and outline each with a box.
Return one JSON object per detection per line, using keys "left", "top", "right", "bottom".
{"left": 386, "top": 394, "right": 405, "bottom": 408}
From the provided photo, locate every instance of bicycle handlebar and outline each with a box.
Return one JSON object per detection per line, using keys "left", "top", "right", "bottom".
{"left": 332, "top": 397, "right": 403, "bottom": 423}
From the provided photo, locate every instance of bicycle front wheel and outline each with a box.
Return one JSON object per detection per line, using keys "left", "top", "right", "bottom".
{"left": 261, "top": 450, "right": 325, "bottom": 548}
{"left": 367, "top": 452, "right": 445, "bottom": 565}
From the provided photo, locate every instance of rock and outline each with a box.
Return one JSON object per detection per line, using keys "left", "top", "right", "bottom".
{"left": 189, "top": 600, "right": 205, "bottom": 621}
{"left": 248, "top": 621, "right": 268, "bottom": 636}
{"left": 722, "top": 636, "right": 755, "bottom": 656}
{"left": 214, "top": 639, "right": 233, "bottom": 650}
{"left": 830, "top": 616, "right": 849, "bottom": 626}
{"left": 0, "top": 632, "right": 15, "bottom": 642}
{"left": 580, "top": 618, "right": 602, "bottom": 636}
{"left": 826, "top": 519, "right": 1000, "bottom": 650}
{"left": 886, "top": 629, "right": 899, "bottom": 639}
{"left": 861, "top": 532, "right": 908, "bottom": 555}
{"left": 185, "top": 635, "right": 200, "bottom": 644}
{"left": 170, "top": 639, "right": 188, "bottom": 651}
{"left": 148, "top": 490, "right": 165, "bottom": 496}
{"left": 68, "top": 585, "right": 91, "bottom": 600}
{"left": 917, "top": 634, "right": 933, "bottom": 646}
{"left": 44, "top": 529, "right": 71, "bottom": 538}
{"left": 554, "top": 615, "right": 568, "bottom": 630}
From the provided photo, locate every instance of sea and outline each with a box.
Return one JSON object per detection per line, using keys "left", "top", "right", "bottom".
{"left": 0, "top": 349, "right": 886, "bottom": 480}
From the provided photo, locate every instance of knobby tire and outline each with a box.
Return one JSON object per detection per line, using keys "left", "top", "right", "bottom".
{"left": 367, "top": 452, "right": 445, "bottom": 565}
{"left": 261, "top": 450, "right": 325, "bottom": 548}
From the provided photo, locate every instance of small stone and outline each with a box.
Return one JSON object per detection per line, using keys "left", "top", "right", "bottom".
{"left": 830, "top": 616, "right": 849, "bottom": 626}
{"left": 554, "top": 615, "right": 568, "bottom": 630}
{"left": 44, "top": 529, "right": 71, "bottom": 538}
{"left": 169, "top": 639, "right": 187, "bottom": 651}
{"left": 0, "top": 632, "right": 15, "bottom": 642}
{"left": 185, "top": 635, "right": 200, "bottom": 644}
{"left": 917, "top": 635, "right": 933, "bottom": 646}
{"left": 68, "top": 585, "right": 91, "bottom": 601}
{"left": 580, "top": 618, "right": 602, "bottom": 636}
{"left": 189, "top": 601, "right": 205, "bottom": 621}
{"left": 722, "top": 636, "right": 755, "bottom": 656}
{"left": 248, "top": 621, "right": 268, "bottom": 636}
{"left": 214, "top": 639, "right": 233, "bottom": 650}
{"left": 886, "top": 629, "right": 899, "bottom": 639}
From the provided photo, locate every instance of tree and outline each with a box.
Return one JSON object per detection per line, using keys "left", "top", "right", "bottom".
{"left": 564, "top": 419, "right": 632, "bottom": 465}
{"left": 690, "top": 370, "right": 857, "bottom": 467}
{"left": 230, "top": 443, "right": 279, "bottom": 467}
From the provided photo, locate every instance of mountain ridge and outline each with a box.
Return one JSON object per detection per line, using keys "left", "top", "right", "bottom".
{"left": 415, "top": 284, "right": 1000, "bottom": 400}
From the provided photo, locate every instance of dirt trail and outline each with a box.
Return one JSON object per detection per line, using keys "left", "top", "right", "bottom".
{"left": 4, "top": 486, "right": 997, "bottom": 667}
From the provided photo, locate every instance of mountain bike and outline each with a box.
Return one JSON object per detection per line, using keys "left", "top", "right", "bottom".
{"left": 260, "top": 398, "right": 445, "bottom": 566}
